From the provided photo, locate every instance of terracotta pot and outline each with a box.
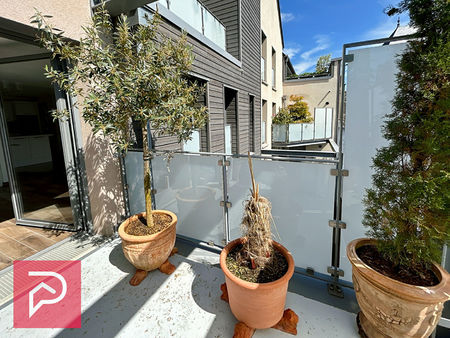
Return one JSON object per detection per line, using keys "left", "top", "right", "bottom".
{"left": 118, "top": 210, "right": 177, "bottom": 271}
{"left": 220, "top": 238, "right": 295, "bottom": 329}
{"left": 347, "top": 238, "right": 450, "bottom": 338}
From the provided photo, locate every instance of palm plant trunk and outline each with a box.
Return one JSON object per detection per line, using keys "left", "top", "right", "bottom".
{"left": 142, "top": 122, "right": 154, "bottom": 227}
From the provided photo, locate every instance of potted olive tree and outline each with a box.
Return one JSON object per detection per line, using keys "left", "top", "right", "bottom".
{"left": 219, "top": 154, "right": 296, "bottom": 332}
{"left": 346, "top": 1, "right": 450, "bottom": 337}
{"left": 33, "top": 6, "right": 207, "bottom": 286}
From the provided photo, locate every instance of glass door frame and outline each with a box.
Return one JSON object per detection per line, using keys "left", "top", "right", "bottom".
{"left": 0, "top": 42, "right": 85, "bottom": 232}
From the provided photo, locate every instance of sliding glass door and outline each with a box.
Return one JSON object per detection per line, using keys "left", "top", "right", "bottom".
{"left": 0, "top": 37, "right": 83, "bottom": 230}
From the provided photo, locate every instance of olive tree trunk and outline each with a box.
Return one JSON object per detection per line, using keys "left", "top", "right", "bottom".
{"left": 142, "top": 123, "right": 154, "bottom": 227}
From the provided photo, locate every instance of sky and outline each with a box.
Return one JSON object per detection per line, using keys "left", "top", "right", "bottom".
{"left": 279, "top": 0, "right": 410, "bottom": 74}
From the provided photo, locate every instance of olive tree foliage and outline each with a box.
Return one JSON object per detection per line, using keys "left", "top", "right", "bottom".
{"left": 315, "top": 54, "right": 331, "bottom": 74}
{"left": 32, "top": 6, "right": 208, "bottom": 227}
{"left": 363, "top": 0, "right": 449, "bottom": 271}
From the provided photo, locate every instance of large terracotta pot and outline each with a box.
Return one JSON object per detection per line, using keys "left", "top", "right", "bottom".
{"left": 118, "top": 210, "right": 177, "bottom": 271}
{"left": 220, "top": 238, "right": 295, "bottom": 329}
{"left": 347, "top": 238, "right": 450, "bottom": 338}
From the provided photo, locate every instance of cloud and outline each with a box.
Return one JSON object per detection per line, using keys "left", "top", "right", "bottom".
{"left": 363, "top": 13, "right": 410, "bottom": 40}
{"left": 293, "top": 60, "right": 317, "bottom": 74}
{"left": 300, "top": 35, "right": 330, "bottom": 59}
{"left": 283, "top": 47, "right": 301, "bottom": 59}
{"left": 281, "top": 12, "right": 295, "bottom": 23}
{"left": 291, "top": 35, "right": 330, "bottom": 73}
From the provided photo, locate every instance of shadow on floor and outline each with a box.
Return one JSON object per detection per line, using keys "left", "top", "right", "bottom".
{"left": 188, "top": 257, "right": 236, "bottom": 337}
{"left": 54, "top": 242, "right": 173, "bottom": 338}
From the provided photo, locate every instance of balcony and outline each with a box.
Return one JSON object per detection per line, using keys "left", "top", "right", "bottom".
{"left": 272, "top": 108, "right": 333, "bottom": 145}
{"left": 156, "top": 0, "right": 226, "bottom": 50}
{"left": 0, "top": 27, "right": 447, "bottom": 338}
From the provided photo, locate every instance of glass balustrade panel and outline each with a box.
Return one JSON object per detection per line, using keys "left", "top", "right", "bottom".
{"left": 302, "top": 123, "right": 314, "bottom": 140}
{"left": 272, "top": 124, "right": 286, "bottom": 142}
{"left": 340, "top": 43, "right": 407, "bottom": 282}
{"left": 227, "top": 157, "right": 335, "bottom": 275}
{"left": 288, "top": 124, "right": 302, "bottom": 142}
{"left": 125, "top": 152, "right": 225, "bottom": 245}
{"left": 169, "top": 0, "right": 203, "bottom": 32}
{"left": 203, "top": 10, "right": 226, "bottom": 50}
{"left": 314, "top": 108, "right": 326, "bottom": 139}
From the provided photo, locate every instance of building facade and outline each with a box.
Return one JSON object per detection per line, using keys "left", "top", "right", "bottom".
{"left": 260, "top": 0, "right": 284, "bottom": 150}
{"left": 278, "top": 57, "right": 342, "bottom": 151}
{"left": 0, "top": 0, "right": 262, "bottom": 236}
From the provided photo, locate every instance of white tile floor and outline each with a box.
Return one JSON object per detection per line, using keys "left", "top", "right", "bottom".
{"left": 0, "top": 240, "right": 358, "bottom": 337}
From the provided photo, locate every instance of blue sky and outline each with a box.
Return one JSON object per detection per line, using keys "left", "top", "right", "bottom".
{"left": 280, "top": 0, "right": 410, "bottom": 74}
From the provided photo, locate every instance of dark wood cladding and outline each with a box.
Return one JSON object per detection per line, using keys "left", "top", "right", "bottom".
{"left": 201, "top": 0, "right": 240, "bottom": 59}
{"left": 150, "top": 0, "right": 261, "bottom": 154}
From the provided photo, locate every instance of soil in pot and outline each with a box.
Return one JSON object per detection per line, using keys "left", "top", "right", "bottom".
{"left": 356, "top": 245, "right": 439, "bottom": 287}
{"left": 225, "top": 243, "right": 288, "bottom": 283}
{"left": 125, "top": 213, "right": 173, "bottom": 236}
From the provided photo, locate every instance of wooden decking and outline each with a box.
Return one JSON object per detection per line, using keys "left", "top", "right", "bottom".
{"left": 0, "top": 219, "right": 72, "bottom": 270}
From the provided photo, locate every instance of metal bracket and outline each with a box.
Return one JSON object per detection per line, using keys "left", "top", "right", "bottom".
{"left": 328, "top": 220, "right": 347, "bottom": 229}
{"left": 218, "top": 159, "right": 230, "bottom": 166}
{"left": 221, "top": 239, "right": 227, "bottom": 246}
{"left": 306, "top": 267, "right": 315, "bottom": 276}
{"left": 207, "top": 240, "right": 215, "bottom": 246}
{"left": 327, "top": 283, "right": 344, "bottom": 298}
{"left": 343, "top": 54, "right": 354, "bottom": 63}
{"left": 220, "top": 201, "right": 232, "bottom": 208}
{"left": 330, "top": 168, "right": 349, "bottom": 177}
{"left": 327, "top": 266, "right": 344, "bottom": 277}
{"left": 151, "top": 189, "right": 157, "bottom": 195}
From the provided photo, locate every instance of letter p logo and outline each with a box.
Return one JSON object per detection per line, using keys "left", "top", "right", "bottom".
{"left": 14, "top": 261, "right": 81, "bottom": 328}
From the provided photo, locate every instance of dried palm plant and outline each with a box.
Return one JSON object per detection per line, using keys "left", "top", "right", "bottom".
{"left": 240, "top": 153, "right": 273, "bottom": 269}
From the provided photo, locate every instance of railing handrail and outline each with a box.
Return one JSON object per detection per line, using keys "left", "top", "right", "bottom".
{"left": 127, "top": 148, "right": 338, "bottom": 164}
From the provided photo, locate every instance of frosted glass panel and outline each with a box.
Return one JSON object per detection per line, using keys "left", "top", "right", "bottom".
{"left": 170, "top": 0, "right": 202, "bottom": 32}
{"left": 325, "top": 108, "right": 333, "bottom": 138}
{"left": 225, "top": 125, "right": 232, "bottom": 154}
{"left": 125, "top": 152, "right": 224, "bottom": 245}
{"left": 314, "top": 108, "right": 326, "bottom": 139}
{"left": 203, "top": 9, "right": 226, "bottom": 50}
{"left": 183, "top": 130, "right": 200, "bottom": 152}
{"left": 340, "top": 43, "right": 406, "bottom": 282}
{"left": 272, "top": 124, "right": 286, "bottom": 142}
{"left": 227, "top": 158, "right": 335, "bottom": 275}
{"left": 288, "top": 124, "right": 302, "bottom": 142}
{"left": 302, "top": 123, "right": 314, "bottom": 140}
{"left": 156, "top": 0, "right": 168, "bottom": 8}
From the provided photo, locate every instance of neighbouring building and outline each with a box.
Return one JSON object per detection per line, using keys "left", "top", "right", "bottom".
{"left": 278, "top": 57, "right": 342, "bottom": 151}
{"left": 0, "top": 0, "right": 261, "bottom": 237}
{"left": 260, "top": 0, "right": 284, "bottom": 150}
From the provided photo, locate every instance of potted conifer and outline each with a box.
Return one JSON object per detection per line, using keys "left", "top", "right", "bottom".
{"left": 346, "top": 1, "right": 450, "bottom": 337}
{"left": 220, "top": 154, "right": 295, "bottom": 330}
{"left": 33, "top": 6, "right": 207, "bottom": 286}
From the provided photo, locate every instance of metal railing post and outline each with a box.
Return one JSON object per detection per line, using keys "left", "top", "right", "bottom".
{"left": 220, "top": 155, "right": 231, "bottom": 244}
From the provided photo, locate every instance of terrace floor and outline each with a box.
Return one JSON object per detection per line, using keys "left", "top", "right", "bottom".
{"left": 0, "top": 220, "right": 73, "bottom": 271}
{"left": 0, "top": 238, "right": 359, "bottom": 337}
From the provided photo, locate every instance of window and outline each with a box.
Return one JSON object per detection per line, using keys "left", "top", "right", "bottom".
{"left": 261, "top": 31, "right": 267, "bottom": 82}
{"left": 261, "top": 99, "right": 267, "bottom": 144}
{"left": 182, "top": 77, "right": 209, "bottom": 152}
{"left": 272, "top": 48, "right": 276, "bottom": 89}
{"left": 249, "top": 95, "right": 255, "bottom": 152}
{"left": 272, "top": 102, "right": 276, "bottom": 118}
{"left": 224, "top": 87, "right": 238, "bottom": 154}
